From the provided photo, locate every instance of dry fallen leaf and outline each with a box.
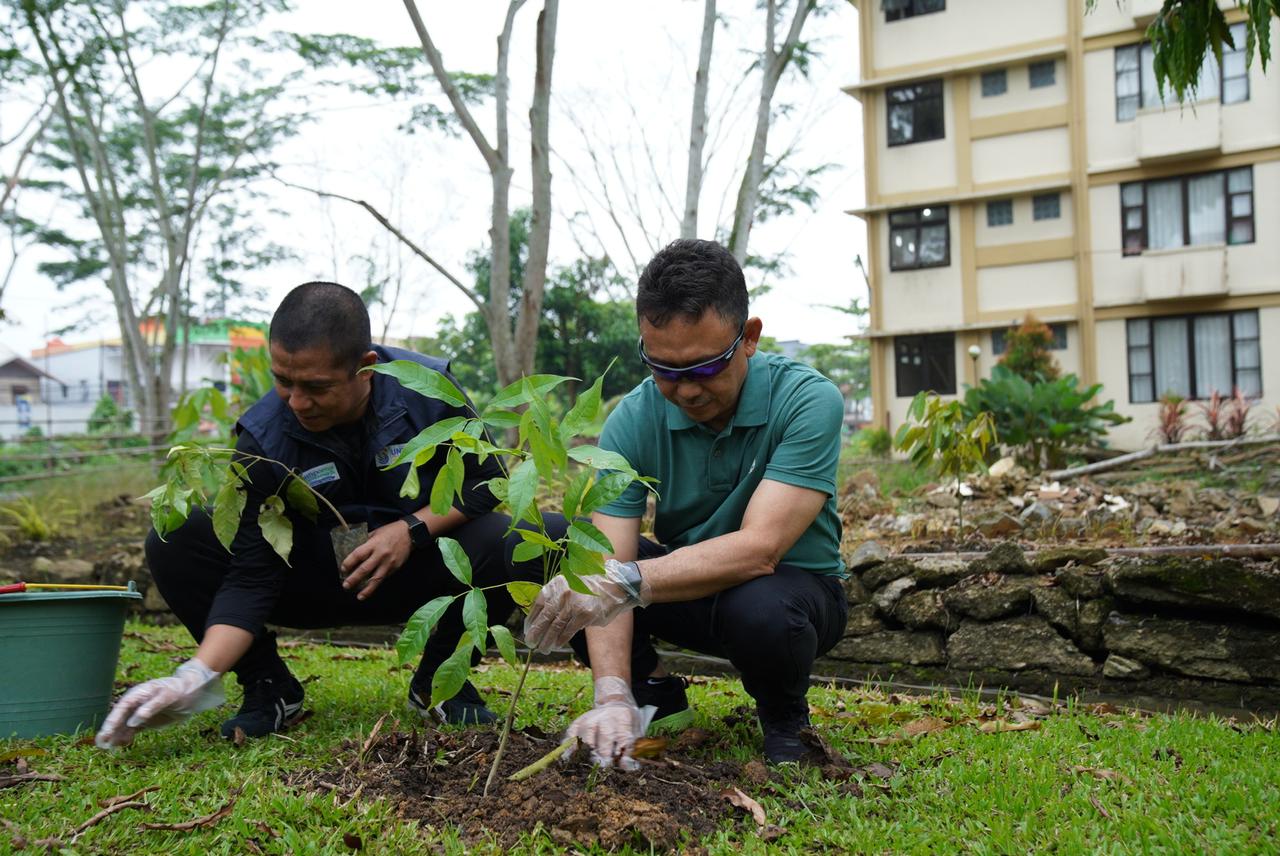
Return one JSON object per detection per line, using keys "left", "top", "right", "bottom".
{"left": 855, "top": 761, "right": 898, "bottom": 781}
{"left": 722, "top": 787, "right": 767, "bottom": 829}
{"left": 0, "top": 772, "right": 64, "bottom": 790}
{"left": 342, "top": 832, "right": 363, "bottom": 850}
{"left": 232, "top": 727, "right": 247, "bottom": 747}
{"left": 977, "top": 719, "right": 1042, "bottom": 734}
{"left": 1088, "top": 792, "right": 1112, "bottom": 819}
{"left": 1071, "top": 765, "right": 1132, "bottom": 784}
{"left": 0, "top": 748, "right": 48, "bottom": 764}
{"left": 630, "top": 737, "right": 668, "bottom": 759}
{"left": 100, "top": 786, "right": 160, "bottom": 809}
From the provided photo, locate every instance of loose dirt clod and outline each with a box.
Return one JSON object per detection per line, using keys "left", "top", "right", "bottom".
{"left": 293, "top": 725, "right": 784, "bottom": 851}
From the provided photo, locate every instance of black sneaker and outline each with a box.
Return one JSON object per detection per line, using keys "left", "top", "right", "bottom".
{"left": 758, "top": 702, "right": 810, "bottom": 764}
{"left": 220, "top": 675, "right": 304, "bottom": 739}
{"left": 632, "top": 675, "right": 694, "bottom": 734}
{"left": 407, "top": 680, "right": 498, "bottom": 726}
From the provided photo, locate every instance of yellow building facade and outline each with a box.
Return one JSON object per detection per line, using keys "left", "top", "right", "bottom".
{"left": 850, "top": 0, "right": 1280, "bottom": 449}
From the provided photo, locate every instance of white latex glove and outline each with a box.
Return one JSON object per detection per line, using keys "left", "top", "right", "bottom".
{"left": 563, "top": 676, "right": 657, "bottom": 771}
{"left": 95, "top": 657, "right": 225, "bottom": 749}
{"left": 523, "top": 559, "right": 652, "bottom": 652}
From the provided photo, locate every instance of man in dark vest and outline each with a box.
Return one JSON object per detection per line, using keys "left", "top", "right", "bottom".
{"left": 97, "top": 281, "right": 513, "bottom": 748}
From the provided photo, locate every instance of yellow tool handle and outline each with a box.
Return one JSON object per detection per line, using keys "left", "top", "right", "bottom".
{"left": 23, "top": 583, "right": 130, "bottom": 591}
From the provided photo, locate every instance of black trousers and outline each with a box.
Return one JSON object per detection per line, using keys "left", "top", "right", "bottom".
{"left": 533, "top": 516, "right": 849, "bottom": 717}
{"left": 147, "top": 509, "right": 518, "bottom": 688}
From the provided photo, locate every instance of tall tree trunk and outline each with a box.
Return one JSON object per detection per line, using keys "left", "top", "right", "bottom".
{"left": 681, "top": 0, "right": 716, "bottom": 240}
{"left": 515, "top": 0, "right": 559, "bottom": 379}
{"left": 728, "top": 0, "right": 812, "bottom": 266}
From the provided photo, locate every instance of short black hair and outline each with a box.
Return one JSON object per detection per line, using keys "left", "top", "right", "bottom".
{"left": 635, "top": 239, "right": 748, "bottom": 328}
{"left": 269, "top": 281, "right": 371, "bottom": 372}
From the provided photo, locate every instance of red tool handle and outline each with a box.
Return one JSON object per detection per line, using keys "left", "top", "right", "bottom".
{"left": 0, "top": 583, "right": 27, "bottom": 594}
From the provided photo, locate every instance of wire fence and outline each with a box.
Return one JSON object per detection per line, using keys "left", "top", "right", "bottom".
{"left": 0, "top": 428, "right": 173, "bottom": 487}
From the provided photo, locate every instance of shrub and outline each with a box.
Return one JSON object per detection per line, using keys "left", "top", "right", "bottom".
{"left": 87, "top": 395, "right": 135, "bottom": 434}
{"left": 1223, "top": 388, "right": 1254, "bottom": 439}
{"left": 854, "top": 427, "right": 893, "bottom": 458}
{"left": 998, "top": 315, "right": 1060, "bottom": 383}
{"left": 962, "top": 365, "right": 1128, "bottom": 470}
{"left": 895, "top": 391, "right": 996, "bottom": 536}
{"left": 1195, "top": 390, "right": 1229, "bottom": 441}
{"left": 1152, "top": 393, "right": 1190, "bottom": 445}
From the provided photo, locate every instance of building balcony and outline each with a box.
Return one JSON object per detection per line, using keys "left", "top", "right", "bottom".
{"left": 1136, "top": 100, "right": 1222, "bottom": 163}
{"left": 1140, "top": 244, "right": 1227, "bottom": 302}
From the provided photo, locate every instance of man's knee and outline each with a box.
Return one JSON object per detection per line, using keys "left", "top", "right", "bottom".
{"left": 715, "top": 574, "right": 816, "bottom": 653}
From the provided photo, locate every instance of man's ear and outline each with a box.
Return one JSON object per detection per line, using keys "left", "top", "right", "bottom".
{"left": 742, "top": 317, "right": 764, "bottom": 358}
{"left": 357, "top": 350, "right": 378, "bottom": 373}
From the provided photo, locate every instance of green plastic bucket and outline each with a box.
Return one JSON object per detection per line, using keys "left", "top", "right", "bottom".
{"left": 0, "top": 584, "right": 141, "bottom": 739}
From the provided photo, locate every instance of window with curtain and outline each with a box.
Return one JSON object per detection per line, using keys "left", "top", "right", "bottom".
{"left": 1126, "top": 310, "right": 1262, "bottom": 402}
{"left": 889, "top": 206, "right": 949, "bottom": 271}
{"left": 1120, "top": 167, "right": 1255, "bottom": 255}
{"left": 1114, "top": 23, "right": 1247, "bottom": 121}
{"left": 895, "top": 333, "right": 955, "bottom": 396}
{"left": 887, "top": 80, "right": 944, "bottom": 146}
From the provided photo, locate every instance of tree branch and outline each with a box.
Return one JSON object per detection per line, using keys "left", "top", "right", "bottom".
{"left": 681, "top": 0, "right": 717, "bottom": 239}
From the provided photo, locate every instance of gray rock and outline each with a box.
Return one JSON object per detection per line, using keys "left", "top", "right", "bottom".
{"left": 143, "top": 583, "right": 169, "bottom": 612}
{"left": 943, "top": 575, "right": 1034, "bottom": 620}
{"left": 872, "top": 576, "right": 916, "bottom": 614}
{"left": 1030, "top": 585, "right": 1079, "bottom": 639}
{"left": 1031, "top": 547, "right": 1108, "bottom": 573}
{"left": 843, "top": 574, "right": 871, "bottom": 605}
{"left": 926, "top": 491, "right": 959, "bottom": 509}
{"left": 27, "top": 556, "right": 96, "bottom": 584}
{"left": 1019, "top": 502, "right": 1056, "bottom": 527}
{"left": 1057, "top": 564, "right": 1108, "bottom": 599}
{"left": 967, "top": 542, "right": 1032, "bottom": 576}
{"left": 1055, "top": 517, "right": 1087, "bottom": 537}
{"left": 894, "top": 589, "right": 957, "bottom": 632}
{"left": 845, "top": 603, "right": 885, "bottom": 636}
{"left": 911, "top": 557, "right": 973, "bottom": 588}
{"left": 828, "top": 630, "right": 946, "bottom": 665}
{"left": 947, "top": 616, "right": 1097, "bottom": 676}
{"left": 1105, "top": 558, "right": 1280, "bottom": 622}
{"left": 974, "top": 512, "right": 1023, "bottom": 539}
{"left": 1103, "top": 654, "right": 1149, "bottom": 680}
{"left": 1104, "top": 615, "right": 1280, "bottom": 683}
{"left": 862, "top": 557, "right": 916, "bottom": 592}
{"left": 848, "top": 540, "right": 890, "bottom": 572}
{"left": 1075, "top": 597, "right": 1115, "bottom": 653}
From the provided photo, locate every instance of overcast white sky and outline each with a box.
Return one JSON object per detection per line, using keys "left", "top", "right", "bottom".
{"left": 1, "top": 1, "right": 867, "bottom": 356}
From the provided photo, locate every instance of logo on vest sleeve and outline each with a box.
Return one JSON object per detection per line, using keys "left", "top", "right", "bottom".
{"left": 300, "top": 462, "right": 340, "bottom": 487}
{"left": 375, "top": 443, "right": 407, "bottom": 468}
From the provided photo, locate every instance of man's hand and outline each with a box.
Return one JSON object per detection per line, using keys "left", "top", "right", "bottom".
{"left": 563, "top": 676, "right": 656, "bottom": 770}
{"left": 523, "top": 560, "right": 652, "bottom": 652}
{"left": 95, "top": 658, "right": 225, "bottom": 749}
{"left": 341, "top": 519, "right": 413, "bottom": 600}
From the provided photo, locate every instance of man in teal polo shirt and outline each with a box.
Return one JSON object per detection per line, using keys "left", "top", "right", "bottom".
{"left": 524, "top": 238, "right": 848, "bottom": 766}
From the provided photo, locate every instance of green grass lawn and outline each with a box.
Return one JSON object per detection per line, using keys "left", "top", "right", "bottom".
{"left": 3, "top": 623, "right": 1277, "bottom": 854}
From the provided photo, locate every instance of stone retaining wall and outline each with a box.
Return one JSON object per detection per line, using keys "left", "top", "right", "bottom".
{"left": 817, "top": 541, "right": 1280, "bottom": 714}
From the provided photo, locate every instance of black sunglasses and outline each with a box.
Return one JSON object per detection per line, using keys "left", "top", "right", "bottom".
{"left": 637, "top": 323, "right": 746, "bottom": 382}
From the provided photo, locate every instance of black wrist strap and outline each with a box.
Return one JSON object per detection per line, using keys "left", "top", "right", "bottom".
{"left": 401, "top": 513, "right": 433, "bottom": 550}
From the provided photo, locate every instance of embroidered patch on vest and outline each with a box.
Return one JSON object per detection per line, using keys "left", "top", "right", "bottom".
{"left": 375, "top": 443, "right": 407, "bottom": 468}
{"left": 300, "top": 462, "right": 340, "bottom": 487}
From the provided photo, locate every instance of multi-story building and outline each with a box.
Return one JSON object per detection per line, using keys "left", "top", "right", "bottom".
{"left": 848, "top": 0, "right": 1279, "bottom": 449}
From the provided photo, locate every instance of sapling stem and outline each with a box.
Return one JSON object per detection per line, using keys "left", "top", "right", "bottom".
{"left": 483, "top": 648, "right": 536, "bottom": 797}
{"left": 508, "top": 737, "right": 578, "bottom": 782}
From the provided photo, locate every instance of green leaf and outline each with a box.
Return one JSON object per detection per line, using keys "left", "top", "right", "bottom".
{"left": 484, "top": 477, "right": 509, "bottom": 502}
{"left": 446, "top": 447, "right": 465, "bottom": 498}
{"left": 487, "top": 374, "right": 573, "bottom": 410}
{"left": 400, "top": 463, "right": 421, "bottom": 500}
{"left": 565, "top": 542, "right": 606, "bottom": 577}
{"left": 388, "top": 416, "right": 467, "bottom": 467}
{"left": 366, "top": 360, "right": 465, "bottom": 407}
{"left": 437, "top": 536, "right": 472, "bottom": 585}
{"left": 430, "top": 631, "right": 474, "bottom": 708}
{"left": 560, "top": 374, "right": 604, "bottom": 443}
{"left": 561, "top": 468, "right": 592, "bottom": 522}
{"left": 480, "top": 409, "right": 522, "bottom": 430}
{"left": 211, "top": 478, "right": 246, "bottom": 552}
{"left": 462, "top": 589, "right": 488, "bottom": 655}
{"left": 567, "top": 444, "right": 635, "bottom": 473}
{"left": 512, "top": 541, "right": 545, "bottom": 563}
{"left": 429, "top": 453, "right": 459, "bottom": 515}
{"left": 505, "top": 458, "right": 539, "bottom": 522}
{"left": 580, "top": 471, "right": 635, "bottom": 515}
{"left": 259, "top": 495, "right": 293, "bottom": 567}
{"left": 489, "top": 624, "right": 518, "bottom": 667}
{"left": 567, "top": 520, "right": 614, "bottom": 555}
{"left": 561, "top": 570, "right": 594, "bottom": 595}
{"left": 394, "top": 595, "right": 455, "bottom": 665}
{"left": 285, "top": 475, "right": 319, "bottom": 522}
{"left": 506, "top": 580, "right": 542, "bottom": 608}
{"left": 515, "top": 528, "right": 559, "bottom": 550}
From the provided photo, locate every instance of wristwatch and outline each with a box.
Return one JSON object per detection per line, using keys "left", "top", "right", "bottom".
{"left": 612, "top": 560, "right": 644, "bottom": 602}
{"left": 401, "top": 514, "right": 433, "bottom": 551}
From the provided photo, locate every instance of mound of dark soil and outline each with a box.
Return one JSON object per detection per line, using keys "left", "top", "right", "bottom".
{"left": 291, "top": 721, "right": 860, "bottom": 851}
